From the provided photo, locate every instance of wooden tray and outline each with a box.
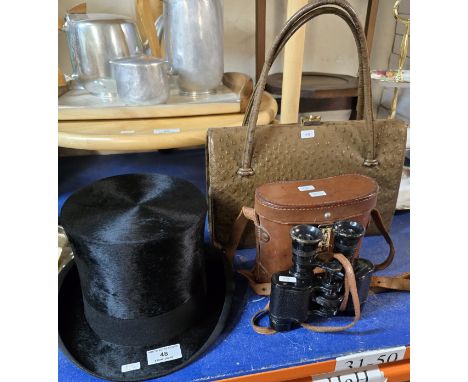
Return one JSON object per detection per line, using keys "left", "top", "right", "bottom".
{"left": 58, "top": 72, "right": 253, "bottom": 121}
{"left": 58, "top": 92, "right": 277, "bottom": 151}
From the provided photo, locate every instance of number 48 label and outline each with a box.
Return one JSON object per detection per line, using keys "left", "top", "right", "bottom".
{"left": 147, "top": 344, "right": 182, "bottom": 365}
{"left": 335, "top": 346, "right": 406, "bottom": 371}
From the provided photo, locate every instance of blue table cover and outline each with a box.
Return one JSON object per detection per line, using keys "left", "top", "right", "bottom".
{"left": 58, "top": 149, "right": 409, "bottom": 382}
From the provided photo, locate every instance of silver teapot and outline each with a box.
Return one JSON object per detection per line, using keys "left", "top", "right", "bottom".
{"left": 61, "top": 13, "right": 144, "bottom": 96}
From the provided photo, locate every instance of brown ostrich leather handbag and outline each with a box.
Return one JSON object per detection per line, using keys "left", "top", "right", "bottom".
{"left": 206, "top": 0, "right": 407, "bottom": 249}
{"left": 225, "top": 174, "right": 397, "bottom": 294}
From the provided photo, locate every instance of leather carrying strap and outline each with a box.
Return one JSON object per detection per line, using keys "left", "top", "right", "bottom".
{"left": 238, "top": 0, "right": 378, "bottom": 177}
{"left": 225, "top": 207, "right": 272, "bottom": 295}
{"left": 226, "top": 207, "right": 398, "bottom": 296}
{"left": 251, "top": 253, "right": 361, "bottom": 335}
{"left": 371, "top": 272, "right": 410, "bottom": 292}
{"left": 240, "top": 268, "right": 411, "bottom": 295}
{"left": 226, "top": 207, "right": 259, "bottom": 265}
{"left": 371, "top": 209, "right": 395, "bottom": 271}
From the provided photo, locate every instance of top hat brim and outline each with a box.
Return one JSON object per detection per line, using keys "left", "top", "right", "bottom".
{"left": 59, "top": 245, "right": 233, "bottom": 382}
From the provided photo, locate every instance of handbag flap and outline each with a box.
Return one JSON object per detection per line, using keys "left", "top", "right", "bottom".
{"left": 255, "top": 174, "right": 379, "bottom": 224}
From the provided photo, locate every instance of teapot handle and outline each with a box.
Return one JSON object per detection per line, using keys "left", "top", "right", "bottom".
{"left": 58, "top": 3, "right": 87, "bottom": 91}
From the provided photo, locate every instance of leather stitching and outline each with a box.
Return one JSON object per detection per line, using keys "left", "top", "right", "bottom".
{"left": 256, "top": 194, "right": 377, "bottom": 210}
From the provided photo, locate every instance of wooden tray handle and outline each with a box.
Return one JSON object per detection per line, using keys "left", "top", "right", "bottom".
{"left": 135, "top": 0, "right": 162, "bottom": 57}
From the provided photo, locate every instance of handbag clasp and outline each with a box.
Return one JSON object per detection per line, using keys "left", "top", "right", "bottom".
{"left": 300, "top": 115, "right": 321, "bottom": 126}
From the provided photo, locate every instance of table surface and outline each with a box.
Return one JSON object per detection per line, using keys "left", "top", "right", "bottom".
{"left": 58, "top": 149, "right": 410, "bottom": 382}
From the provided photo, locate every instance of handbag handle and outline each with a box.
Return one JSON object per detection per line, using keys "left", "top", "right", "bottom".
{"left": 242, "top": 4, "right": 367, "bottom": 127}
{"left": 237, "top": 0, "right": 378, "bottom": 177}
{"left": 241, "top": 6, "right": 366, "bottom": 128}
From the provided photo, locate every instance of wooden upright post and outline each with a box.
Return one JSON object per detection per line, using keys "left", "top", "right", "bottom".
{"left": 280, "top": 0, "right": 308, "bottom": 124}
{"left": 255, "top": 0, "right": 267, "bottom": 83}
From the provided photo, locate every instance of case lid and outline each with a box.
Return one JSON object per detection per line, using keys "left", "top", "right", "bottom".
{"left": 254, "top": 174, "right": 379, "bottom": 224}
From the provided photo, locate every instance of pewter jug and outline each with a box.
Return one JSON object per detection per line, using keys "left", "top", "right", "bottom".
{"left": 161, "top": 0, "right": 224, "bottom": 95}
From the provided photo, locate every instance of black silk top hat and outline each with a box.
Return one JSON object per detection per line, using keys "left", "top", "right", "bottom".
{"left": 58, "top": 173, "right": 232, "bottom": 381}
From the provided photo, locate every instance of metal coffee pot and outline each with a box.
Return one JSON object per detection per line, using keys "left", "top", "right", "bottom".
{"left": 60, "top": 13, "right": 144, "bottom": 97}
{"left": 157, "top": 0, "right": 224, "bottom": 96}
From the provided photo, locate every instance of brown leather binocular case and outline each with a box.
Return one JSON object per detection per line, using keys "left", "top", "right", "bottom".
{"left": 226, "top": 174, "right": 401, "bottom": 295}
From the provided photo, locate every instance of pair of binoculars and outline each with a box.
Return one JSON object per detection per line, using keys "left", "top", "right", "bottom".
{"left": 269, "top": 221, "right": 375, "bottom": 332}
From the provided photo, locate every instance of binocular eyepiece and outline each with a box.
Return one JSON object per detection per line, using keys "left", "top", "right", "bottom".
{"left": 268, "top": 220, "right": 375, "bottom": 332}
{"left": 289, "top": 225, "right": 323, "bottom": 280}
{"left": 290, "top": 225, "right": 323, "bottom": 250}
